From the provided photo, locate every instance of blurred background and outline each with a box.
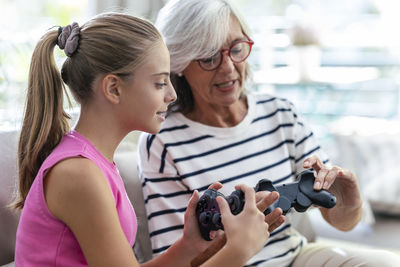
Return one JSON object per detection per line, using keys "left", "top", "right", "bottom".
{"left": 0, "top": 0, "right": 399, "bottom": 253}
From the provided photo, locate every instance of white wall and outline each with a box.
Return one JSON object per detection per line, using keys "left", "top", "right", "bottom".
{"left": 90, "top": 0, "right": 166, "bottom": 20}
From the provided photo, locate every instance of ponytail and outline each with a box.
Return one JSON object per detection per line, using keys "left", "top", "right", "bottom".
{"left": 13, "top": 13, "right": 162, "bottom": 209}
{"left": 13, "top": 30, "right": 70, "bottom": 209}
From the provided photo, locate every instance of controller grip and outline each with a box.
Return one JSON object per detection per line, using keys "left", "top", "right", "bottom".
{"left": 298, "top": 171, "right": 337, "bottom": 208}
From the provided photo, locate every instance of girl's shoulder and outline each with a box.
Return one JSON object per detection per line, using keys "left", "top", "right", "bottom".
{"left": 44, "top": 157, "right": 112, "bottom": 220}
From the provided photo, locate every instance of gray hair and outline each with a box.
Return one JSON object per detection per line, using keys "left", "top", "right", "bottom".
{"left": 156, "top": 0, "right": 250, "bottom": 74}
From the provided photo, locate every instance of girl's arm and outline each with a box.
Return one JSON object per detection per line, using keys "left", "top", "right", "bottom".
{"left": 45, "top": 159, "right": 279, "bottom": 267}
{"left": 44, "top": 158, "right": 140, "bottom": 267}
{"left": 144, "top": 185, "right": 281, "bottom": 267}
{"left": 140, "top": 190, "right": 210, "bottom": 267}
{"left": 200, "top": 185, "right": 271, "bottom": 267}
{"left": 45, "top": 158, "right": 219, "bottom": 267}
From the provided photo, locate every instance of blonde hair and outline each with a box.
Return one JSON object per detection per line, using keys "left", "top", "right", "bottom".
{"left": 14, "top": 13, "right": 161, "bottom": 209}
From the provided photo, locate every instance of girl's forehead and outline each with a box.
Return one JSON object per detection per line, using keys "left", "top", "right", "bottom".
{"left": 138, "top": 42, "right": 170, "bottom": 75}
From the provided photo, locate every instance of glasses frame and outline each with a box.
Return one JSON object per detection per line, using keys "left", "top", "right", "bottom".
{"left": 197, "top": 37, "right": 254, "bottom": 71}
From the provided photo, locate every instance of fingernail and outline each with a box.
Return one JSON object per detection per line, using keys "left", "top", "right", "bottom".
{"left": 323, "top": 181, "right": 329, "bottom": 189}
{"left": 314, "top": 181, "right": 321, "bottom": 189}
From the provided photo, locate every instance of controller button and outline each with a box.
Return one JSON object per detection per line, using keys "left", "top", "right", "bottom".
{"left": 199, "top": 212, "right": 211, "bottom": 226}
{"left": 212, "top": 213, "right": 222, "bottom": 228}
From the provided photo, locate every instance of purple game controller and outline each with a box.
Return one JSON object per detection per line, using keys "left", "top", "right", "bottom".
{"left": 196, "top": 170, "right": 337, "bottom": 241}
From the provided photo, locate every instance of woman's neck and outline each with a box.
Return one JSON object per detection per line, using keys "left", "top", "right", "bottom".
{"left": 185, "top": 95, "right": 248, "bottom": 127}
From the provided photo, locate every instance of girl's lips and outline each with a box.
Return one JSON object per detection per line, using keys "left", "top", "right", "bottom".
{"left": 156, "top": 111, "right": 167, "bottom": 120}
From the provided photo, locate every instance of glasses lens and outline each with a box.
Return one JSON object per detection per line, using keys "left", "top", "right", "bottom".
{"left": 197, "top": 40, "right": 252, "bottom": 71}
{"left": 230, "top": 41, "right": 251, "bottom": 63}
{"left": 199, "top": 52, "right": 222, "bottom": 70}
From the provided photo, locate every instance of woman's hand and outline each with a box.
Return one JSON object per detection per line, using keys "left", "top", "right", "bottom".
{"left": 303, "top": 155, "right": 363, "bottom": 231}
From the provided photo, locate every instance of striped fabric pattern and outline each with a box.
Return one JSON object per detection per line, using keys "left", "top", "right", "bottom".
{"left": 137, "top": 93, "right": 329, "bottom": 266}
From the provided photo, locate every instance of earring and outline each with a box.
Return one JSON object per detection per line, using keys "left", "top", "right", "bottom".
{"left": 177, "top": 73, "right": 183, "bottom": 77}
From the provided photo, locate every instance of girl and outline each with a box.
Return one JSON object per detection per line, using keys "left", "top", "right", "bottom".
{"left": 13, "top": 13, "right": 278, "bottom": 267}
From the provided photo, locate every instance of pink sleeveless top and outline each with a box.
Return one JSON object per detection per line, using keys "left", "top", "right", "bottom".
{"left": 15, "top": 131, "right": 137, "bottom": 266}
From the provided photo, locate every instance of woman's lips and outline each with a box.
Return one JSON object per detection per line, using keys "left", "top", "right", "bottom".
{"left": 214, "top": 80, "right": 236, "bottom": 91}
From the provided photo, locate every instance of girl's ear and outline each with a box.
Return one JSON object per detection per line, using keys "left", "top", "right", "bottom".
{"left": 102, "top": 74, "right": 122, "bottom": 104}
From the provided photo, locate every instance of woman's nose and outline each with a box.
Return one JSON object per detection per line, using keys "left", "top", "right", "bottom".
{"left": 218, "top": 52, "right": 235, "bottom": 73}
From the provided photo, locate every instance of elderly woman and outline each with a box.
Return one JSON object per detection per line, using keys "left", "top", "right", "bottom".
{"left": 137, "top": 0, "right": 400, "bottom": 266}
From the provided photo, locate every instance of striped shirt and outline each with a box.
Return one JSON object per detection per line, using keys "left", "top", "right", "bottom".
{"left": 137, "top": 93, "right": 329, "bottom": 266}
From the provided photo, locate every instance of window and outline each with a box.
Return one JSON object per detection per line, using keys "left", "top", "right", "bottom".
{"left": 1, "top": 0, "right": 399, "bottom": 131}
{"left": 0, "top": 0, "right": 89, "bottom": 129}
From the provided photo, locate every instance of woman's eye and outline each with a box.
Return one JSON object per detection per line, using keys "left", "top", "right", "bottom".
{"left": 231, "top": 48, "right": 242, "bottom": 55}
{"left": 200, "top": 57, "right": 215, "bottom": 65}
{"left": 201, "top": 58, "right": 213, "bottom": 64}
{"left": 200, "top": 53, "right": 219, "bottom": 65}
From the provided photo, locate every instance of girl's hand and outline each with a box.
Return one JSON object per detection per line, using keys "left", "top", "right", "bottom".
{"left": 255, "top": 191, "right": 285, "bottom": 232}
{"left": 217, "top": 184, "right": 270, "bottom": 261}
{"left": 181, "top": 183, "right": 225, "bottom": 256}
{"left": 190, "top": 184, "right": 284, "bottom": 267}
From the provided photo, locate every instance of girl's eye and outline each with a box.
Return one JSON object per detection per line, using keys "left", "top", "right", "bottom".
{"left": 156, "top": 82, "right": 167, "bottom": 89}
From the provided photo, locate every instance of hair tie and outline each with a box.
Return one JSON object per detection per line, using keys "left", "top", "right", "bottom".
{"left": 57, "top": 22, "right": 80, "bottom": 57}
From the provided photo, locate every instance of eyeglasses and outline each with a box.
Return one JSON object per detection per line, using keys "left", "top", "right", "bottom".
{"left": 197, "top": 38, "right": 254, "bottom": 71}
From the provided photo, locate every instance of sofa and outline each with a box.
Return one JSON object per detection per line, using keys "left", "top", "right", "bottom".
{"left": 0, "top": 129, "right": 320, "bottom": 266}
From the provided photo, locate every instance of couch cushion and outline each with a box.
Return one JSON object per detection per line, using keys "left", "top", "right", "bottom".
{"left": 0, "top": 130, "right": 20, "bottom": 266}
{"left": 330, "top": 116, "right": 400, "bottom": 216}
{"left": 114, "top": 146, "right": 152, "bottom": 263}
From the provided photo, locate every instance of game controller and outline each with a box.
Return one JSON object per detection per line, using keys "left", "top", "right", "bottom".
{"left": 196, "top": 170, "right": 337, "bottom": 241}
{"left": 256, "top": 170, "right": 337, "bottom": 215}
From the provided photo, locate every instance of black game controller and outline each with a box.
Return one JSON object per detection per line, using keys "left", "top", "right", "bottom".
{"left": 196, "top": 170, "right": 337, "bottom": 241}
{"left": 196, "top": 188, "right": 245, "bottom": 241}
{"left": 257, "top": 170, "right": 337, "bottom": 215}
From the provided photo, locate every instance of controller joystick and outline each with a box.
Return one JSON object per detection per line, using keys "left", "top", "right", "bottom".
{"left": 196, "top": 170, "right": 337, "bottom": 241}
